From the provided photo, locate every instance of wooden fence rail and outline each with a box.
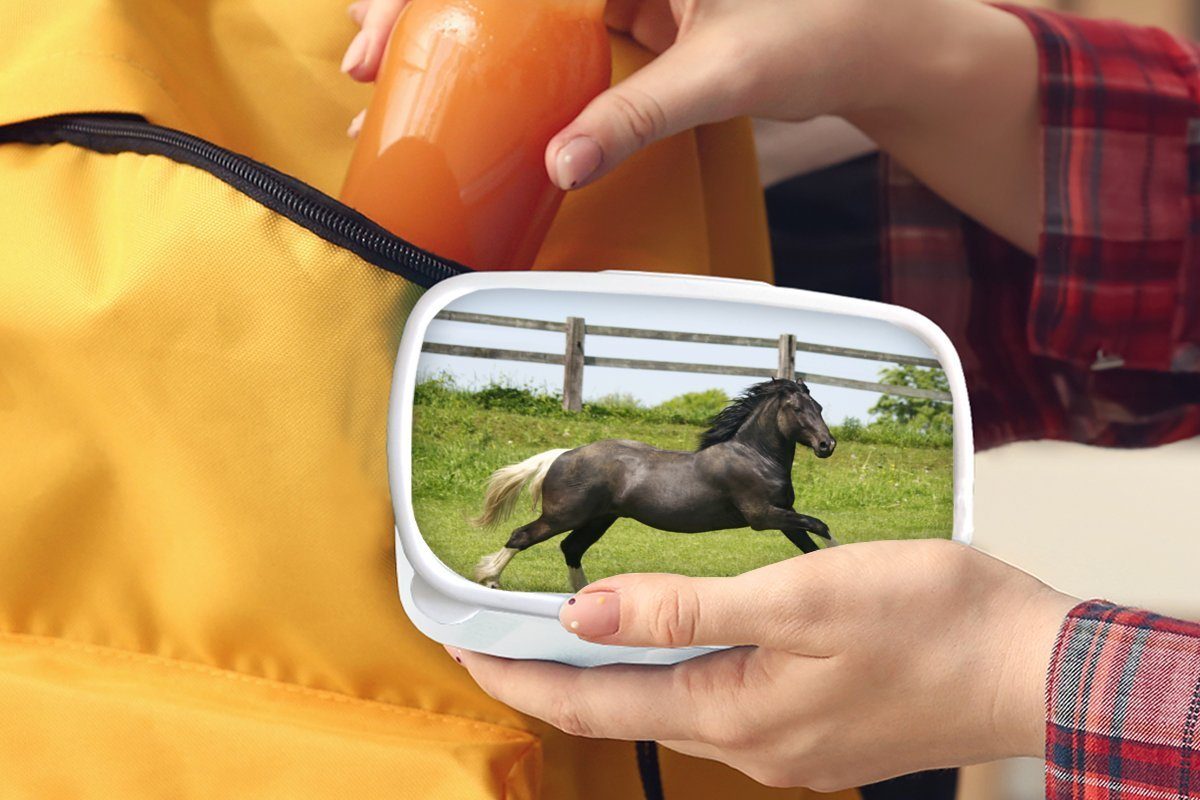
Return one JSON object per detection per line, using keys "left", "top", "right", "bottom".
{"left": 426, "top": 311, "right": 953, "bottom": 411}
{"left": 437, "top": 311, "right": 943, "bottom": 368}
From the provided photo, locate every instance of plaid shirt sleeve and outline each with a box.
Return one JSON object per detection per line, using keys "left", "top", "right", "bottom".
{"left": 881, "top": 6, "right": 1200, "bottom": 450}
{"left": 998, "top": 5, "right": 1200, "bottom": 374}
{"left": 1047, "top": 601, "right": 1200, "bottom": 799}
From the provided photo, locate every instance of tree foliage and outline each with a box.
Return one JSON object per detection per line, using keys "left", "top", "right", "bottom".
{"left": 869, "top": 366, "right": 952, "bottom": 436}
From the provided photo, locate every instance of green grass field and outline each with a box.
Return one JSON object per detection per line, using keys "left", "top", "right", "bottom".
{"left": 412, "top": 382, "right": 953, "bottom": 593}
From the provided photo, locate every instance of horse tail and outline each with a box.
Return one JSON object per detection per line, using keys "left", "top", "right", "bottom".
{"left": 471, "top": 449, "right": 571, "bottom": 528}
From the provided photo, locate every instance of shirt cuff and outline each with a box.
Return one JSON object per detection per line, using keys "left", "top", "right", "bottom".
{"left": 995, "top": 5, "right": 1200, "bottom": 373}
{"left": 1046, "top": 600, "right": 1200, "bottom": 799}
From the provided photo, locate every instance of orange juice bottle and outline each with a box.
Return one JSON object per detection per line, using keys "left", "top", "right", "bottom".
{"left": 340, "top": 0, "right": 611, "bottom": 270}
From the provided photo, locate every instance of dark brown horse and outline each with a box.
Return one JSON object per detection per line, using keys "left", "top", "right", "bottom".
{"left": 472, "top": 379, "right": 836, "bottom": 590}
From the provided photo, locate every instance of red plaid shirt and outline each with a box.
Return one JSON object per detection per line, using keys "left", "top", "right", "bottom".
{"left": 1047, "top": 602, "right": 1200, "bottom": 799}
{"left": 879, "top": 6, "right": 1200, "bottom": 798}
{"left": 883, "top": 5, "right": 1200, "bottom": 450}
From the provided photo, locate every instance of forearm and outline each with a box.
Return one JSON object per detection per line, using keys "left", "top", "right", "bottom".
{"left": 845, "top": 0, "right": 1041, "bottom": 254}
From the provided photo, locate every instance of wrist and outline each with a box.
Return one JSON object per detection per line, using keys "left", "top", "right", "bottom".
{"left": 993, "top": 587, "right": 1079, "bottom": 759}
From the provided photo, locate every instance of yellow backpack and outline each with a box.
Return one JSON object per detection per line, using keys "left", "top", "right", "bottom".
{"left": 0, "top": 1, "right": 864, "bottom": 798}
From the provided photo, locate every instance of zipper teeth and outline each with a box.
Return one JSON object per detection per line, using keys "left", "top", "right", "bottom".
{"left": 54, "top": 118, "right": 463, "bottom": 286}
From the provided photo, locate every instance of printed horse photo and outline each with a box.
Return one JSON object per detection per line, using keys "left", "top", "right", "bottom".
{"left": 472, "top": 378, "right": 838, "bottom": 591}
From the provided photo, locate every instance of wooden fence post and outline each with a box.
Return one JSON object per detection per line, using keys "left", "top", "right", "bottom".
{"left": 563, "top": 317, "right": 586, "bottom": 412}
{"left": 777, "top": 333, "right": 796, "bottom": 380}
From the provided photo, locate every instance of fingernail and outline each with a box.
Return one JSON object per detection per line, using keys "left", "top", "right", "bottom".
{"left": 347, "top": 110, "right": 366, "bottom": 138}
{"left": 347, "top": 1, "right": 367, "bottom": 24}
{"left": 554, "top": 137, "right": 603, "bottom": 190}
{"left": 341, "top": 31, "right": 369, "bottom": 74}
{"left": 560, "top": 590, "right": 619, "bottom": 638}
{"left": 443, "top": 644, "right": 465, "bottom": 665}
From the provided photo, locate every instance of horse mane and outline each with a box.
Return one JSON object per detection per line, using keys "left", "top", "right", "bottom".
{"left": 697, "top": 379, "right": 798, "bottom": 451}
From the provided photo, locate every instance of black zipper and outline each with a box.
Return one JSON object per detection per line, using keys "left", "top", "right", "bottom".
{"left": 0, "top": 113, "right": 469, "bottom": 288}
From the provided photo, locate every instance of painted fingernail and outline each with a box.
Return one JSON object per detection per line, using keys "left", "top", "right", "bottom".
{"left": 560, "top": 590, "right": 619, "bottom": 638}
{"left": 347, "top": 110, "right": 366, "bottom": 138}
{"left": 341, "top": 31, "right": 369, "bottom": 74}
{"left": 554, "top": 137, "right": 603, "bottom": 190}
{"left": 443, "top": 644, "right": 465, "bottom": 665}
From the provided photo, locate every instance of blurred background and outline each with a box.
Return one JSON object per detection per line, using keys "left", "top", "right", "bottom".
{"left": 753, "top": 3, "right": 1200, "bottom": 800}
{"left": 1026, "top": 0, "right": 1196, "bottom": 33}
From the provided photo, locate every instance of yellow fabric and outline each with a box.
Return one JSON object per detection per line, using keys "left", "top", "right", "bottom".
{"left": 0, "top": 2, "right": 857, "bottom": 798}
{"left": 535, "top": 36, "right": 773, "bottom": 279}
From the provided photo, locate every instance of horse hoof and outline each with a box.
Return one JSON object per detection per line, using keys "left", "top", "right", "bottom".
{"left": 482, "top": 579, "right": 501, "bottom": 590}
{"left": 568, "top": 566, "right": 589, "bottom": 593}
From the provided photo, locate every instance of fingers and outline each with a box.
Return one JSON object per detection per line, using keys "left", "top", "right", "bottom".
{"left": 453, "top": 648, "right": 702, "bottom": 742}
{"left": 605, "top": 0, "right": 679, "bottom": 54}
{"left": 347, "top": 109, "right": 366, "bottom": 138}
{"left": 557, "top": 571, "right": 806, "bottom": 650}
{"left": 342, "top": 1, "right": 377, "bottom": 136}
{"left": 604, "top": 0, "right": 643, "bottom": 31}
{"left": 342, "top": 0, "right": 408, "bottom": 82}
{"left": 347, "top": 0, "right": 369, "bottom": 26}
{"left": 545, "top": 32, "right": 743, "bottom": 190}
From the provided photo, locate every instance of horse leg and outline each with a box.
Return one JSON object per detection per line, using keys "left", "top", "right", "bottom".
{"left": 781, "top": 527, "right": 820, "bottom": 554}
{"left": 780, "top": 508, "right": 837, "bottom": 552}
{"left": 787, "top": 511, "right": 832, "bottom": 541}
{"left": 474, "top": 516, "right": 572, "bottom": 589}
{"left": 559, "top": 515, "right": 618, "bottom": 592}
{"left": 743, "top": 505, "right": 836, "bottom": 555}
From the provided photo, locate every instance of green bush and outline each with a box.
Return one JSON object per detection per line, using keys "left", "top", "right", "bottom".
{"left": 473, "top": 384, "right": 561, "bottom": 415}
{"left": 412, "top": 372, "right": 459, "bottom": 407}
{"left": 859, "top": 420, "right": 952, "bottom": 449}
{"left": 413, "top": 378, "right": 950, "bottom": 448}
{"left": 653, "top": 389, "right": 729, "bottom": 425}
{"left": 592, "top": 392, "right": 644, "bottom": 412}
{"left": 834, "top": 416, "right": 864, "bottom": 442}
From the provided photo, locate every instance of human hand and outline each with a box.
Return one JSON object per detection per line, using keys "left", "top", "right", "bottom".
{"left": 338, "top": 0, "right": 1040, "bottom": 250}
{"left": 448, "top": 540, "right": 1076, "bottom": 790}
{"left": 340, "top": 0, "right": 399, "bottom": 137}
{"left": 337, "top": 0, "right": 882, "bottom": 172}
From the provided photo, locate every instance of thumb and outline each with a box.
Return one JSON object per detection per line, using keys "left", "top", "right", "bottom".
{"left": 559, "top": 572, "right": 781, "bottom": 649}
{"left": 545, "top": 34, "right": 740, "bottom": 191}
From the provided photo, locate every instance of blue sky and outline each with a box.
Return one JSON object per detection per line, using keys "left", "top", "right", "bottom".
{"left": 416, "top": 288, "right": 940, "bottom": 424}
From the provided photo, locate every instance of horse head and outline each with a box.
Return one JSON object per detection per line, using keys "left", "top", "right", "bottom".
{"left": 699, "top": 379, "right": 836, "bottom": 458}
{"left": 774, "top": 380, "right": 836, "bottom": 459}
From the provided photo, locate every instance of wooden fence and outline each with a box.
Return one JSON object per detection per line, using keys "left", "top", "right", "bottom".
{"left": 424, "top": 310, "right": 953, "bottom": 413}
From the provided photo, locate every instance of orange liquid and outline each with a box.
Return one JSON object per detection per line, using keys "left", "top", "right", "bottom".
{"left": 341, "top": 0, "right": 611, "bottom": 269}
